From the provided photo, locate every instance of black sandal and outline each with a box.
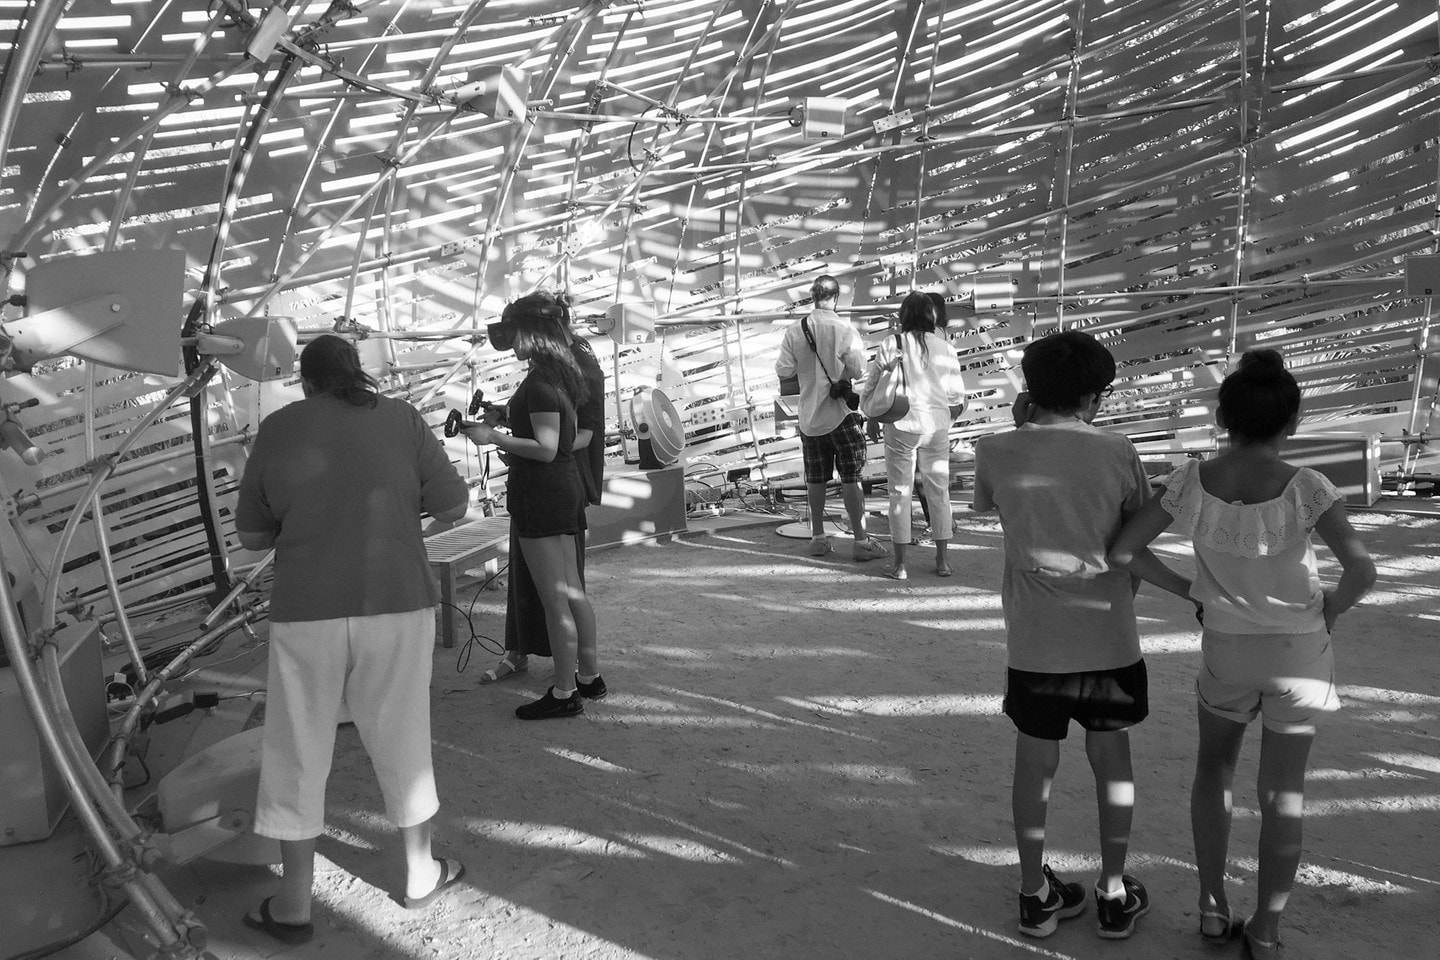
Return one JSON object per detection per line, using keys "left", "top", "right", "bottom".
{"left": 242, "top": 896, "right": 314, "bottom": 945}
{"left": 403, "top": 857, "right": 467, "bottom": 910}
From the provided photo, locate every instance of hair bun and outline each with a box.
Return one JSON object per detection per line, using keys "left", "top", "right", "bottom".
{"left": 1237, "top": 348, "right": 1286, "bottom": 376}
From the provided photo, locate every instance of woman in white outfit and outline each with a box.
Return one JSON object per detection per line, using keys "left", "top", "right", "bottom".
{"left": 866, "top": 291, "right": 967, "bottom": 579}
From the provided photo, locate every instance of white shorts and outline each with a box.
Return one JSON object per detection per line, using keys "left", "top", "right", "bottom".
{"left": 254, "top": 609, "right": 440, "bottom": 840}
{"left": 1197, "top": 627, "right": 1339, "bottom": 735}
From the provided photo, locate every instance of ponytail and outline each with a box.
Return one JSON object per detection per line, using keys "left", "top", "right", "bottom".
{"left": 300, "top": 334, "right": 379, "bottom": 408}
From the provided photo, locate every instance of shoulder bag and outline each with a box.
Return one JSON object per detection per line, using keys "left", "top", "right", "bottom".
{"left": 860, "top": 333, "right": 910, "bottom": 423}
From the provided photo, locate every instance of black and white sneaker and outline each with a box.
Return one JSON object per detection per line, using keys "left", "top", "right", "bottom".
{"left": 575, "top": 674, "right": 608, "bottom": 700}
{"left": 515, "top": 687, "right": 584, "bottom": 720}
{"left": 1095, "top": 875, "right": 1149, "bottom": 939}
{"left": 1018, "top": 865, "right": 1086, "bottom": 938}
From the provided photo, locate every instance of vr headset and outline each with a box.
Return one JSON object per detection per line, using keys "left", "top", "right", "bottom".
{"left": 487, "top": 297, "right": 568, "bottom": 351}
{"left": 445, "top": 295, "right": 568, "bottom": 438}
{"left": 486, "top": 320, "right": 517, "bottom": 352}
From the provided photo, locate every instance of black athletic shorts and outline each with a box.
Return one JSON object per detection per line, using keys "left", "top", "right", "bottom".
{"left": 1003, "top": 659, "right": 1149, "bottom": 740}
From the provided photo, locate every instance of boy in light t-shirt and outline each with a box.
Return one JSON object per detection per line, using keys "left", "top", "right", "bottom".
{"left": 972, "top": 329, "right": 1158, "bottom": 942}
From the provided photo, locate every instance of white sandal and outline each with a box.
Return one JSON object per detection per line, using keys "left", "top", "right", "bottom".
{"left": 479, "top": 657, "right": 527, "bottom": 684}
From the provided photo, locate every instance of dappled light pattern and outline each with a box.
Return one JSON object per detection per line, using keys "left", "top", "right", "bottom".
{"left": 4, "top": 0, "right": 1440, "bottom": 634}
{"left": 160, "top": 513, "right": 1440, "bottom": 959}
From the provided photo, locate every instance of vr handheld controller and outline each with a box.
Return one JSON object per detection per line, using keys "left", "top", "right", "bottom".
{"left": 443, "top": 388, "right": 508, "bottom": 438}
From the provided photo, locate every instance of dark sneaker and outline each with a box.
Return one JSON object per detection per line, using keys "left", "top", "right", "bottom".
{"left": 1095, "top": 875, "right": 1149, "bottom": 940}
{"left": 575, "top": 675, "right": 608, "bottom": 700}
{"left": 1018, "top": 865, "right": 1086, "bottom": 938}
{"left": 515, "top": 687, "right": 583, "bottom": 720}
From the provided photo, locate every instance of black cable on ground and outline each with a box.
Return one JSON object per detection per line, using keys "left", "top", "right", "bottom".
{"left": 5, "top": 896, "right": 129, "bottom": 960}
{"left": 452, "top": 559, "right": 509, "bottom": 672}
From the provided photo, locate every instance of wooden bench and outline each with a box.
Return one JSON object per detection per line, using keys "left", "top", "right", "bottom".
{"left": 425, "top": 516, "right": 511, "bottom": 648}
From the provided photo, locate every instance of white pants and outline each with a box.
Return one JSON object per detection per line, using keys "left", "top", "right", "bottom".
{"left": 884, "top": 424, "right": 952, "bottom": 544}
{"left": 254, "top": 609, "right": 440, "bottom": 840}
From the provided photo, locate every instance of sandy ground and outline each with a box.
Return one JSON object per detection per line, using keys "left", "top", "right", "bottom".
{"left": 95, "top": 509, "right": 1440, "bottom": 960}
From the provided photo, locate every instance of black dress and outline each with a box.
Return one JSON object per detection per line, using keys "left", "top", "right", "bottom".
{"left": 504, "top": 372, "right": 584, "bottom": 538}
{"left": 505, "top": 343, "right": 606, "bottom": 656}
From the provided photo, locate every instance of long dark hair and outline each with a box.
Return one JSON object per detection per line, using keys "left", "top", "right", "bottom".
{"left": 506, "top": 293, "right": 589, "bottom": 408}
{"left": 926, "top": 292, "right": 949, "bottom": 330}
{"left": 897, "top": 291, "right": 936, "bottom": 360}
{"left": 1218, "top": 348, "right": 1301, "bottom": 442}
{"left": 300, "top": 334, "right": 379, "bottom": 407}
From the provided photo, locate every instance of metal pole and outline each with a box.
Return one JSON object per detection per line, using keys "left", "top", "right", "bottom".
{"left": 106, "top": 606, "right": 266, "bottom": 792}
{"left": 1225, "top": 0, "right": 1261, "bottom": 362}
{"left": 1052, "top": 0, "right": 1089, "bottom": 329}
{"left": 910, "top": 0, "right": 950, "bottom": 286}
{"left": 40, "top": 363, "right": 218, "bottom": 630}
{"left": 1398, "top": 1, "right": 1440, "bottom": 475}
{"left": 0, "top": 0, "right": 69, "bottom": 179}
{"left": 0, "top": 584, "right": 197, "bottom": 953}
{"left": 729, "top": 2, "right": 793, "bottom": 413}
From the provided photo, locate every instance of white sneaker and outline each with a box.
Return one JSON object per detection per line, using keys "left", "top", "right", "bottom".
{"left": 809, "top": 536, "right": 832, "bottom": 556}
{"left": 852, "top": 536, "right": 888, "bottom": 561}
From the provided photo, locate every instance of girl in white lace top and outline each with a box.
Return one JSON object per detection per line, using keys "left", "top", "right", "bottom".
{"left": 1108, "top": 349, "right": 1375, "bottom": 960}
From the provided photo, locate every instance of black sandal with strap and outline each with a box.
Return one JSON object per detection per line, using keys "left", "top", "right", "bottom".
{"left": 242, "top": 897, "right": 314, "bottom": 945}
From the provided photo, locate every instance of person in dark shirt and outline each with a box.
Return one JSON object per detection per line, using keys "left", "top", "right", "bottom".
{"left": 461, "top": 294, "right": 604, "bottom": 718}
{"left": 236, "top": 335, "right": 469, "bottom": 942}
{"left": 479, "top": 294, "right": 607, "bottom": 687}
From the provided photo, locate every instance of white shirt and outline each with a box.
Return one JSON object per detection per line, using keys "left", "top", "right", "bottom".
{"left": 1160, "top": 459, "right": 1341, "bottom": 634}
{"left": 865, "top": 331, "right": 965, "bottom": 435}
{"left": 774, "top": 308, "right": 865, "bottom": 436}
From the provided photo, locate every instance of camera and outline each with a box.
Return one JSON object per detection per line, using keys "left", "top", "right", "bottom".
{"left": 829, "top": 378, "right": 860, "bottom": 410}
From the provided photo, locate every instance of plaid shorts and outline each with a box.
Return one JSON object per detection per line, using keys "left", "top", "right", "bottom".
{"left": 801, "top": 414, "right": 868, "bottom": 484}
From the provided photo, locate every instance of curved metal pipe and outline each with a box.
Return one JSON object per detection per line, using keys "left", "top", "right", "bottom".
{"left": 188, "top": 56, "right": 303, "bottom": 608}
{"left": 467, "top": 2, "right": 606, "bottom": 316}
{"left": 16, "top": 432, "right": 248, "bottom": 506}
{"left": 724, "top": 0, "right": 795, "bottom": 419}
{"left": 4, "top": 57, "right": 259, "bottom": 259}
{"left": 350, "top": 0, "right": 493, "bottom": 343}
{"left": 87, "top": 498, "right": 147, "bottom": 685}
{"left": 515, "top": 0, "right": 799, "bottom": 295}
{"left": 37, "top": 642, "right": 146, "bottom": 819}
{"left": 40, "top": 363, "right": 217, "bottom": 631}
{"left": 240, "top": 118, "right": 455, "bottom": 320}
{"left": 0, "top": 559, "right": 195, "bottom": 952}
{"left": 201, "top": 548, "right": 275, "bottom": 630}
{"left": 0, "top": 0, "right": 69, "bottom": 178}
{"left": 106, "top": 605, "right": 267, "bottom": 794}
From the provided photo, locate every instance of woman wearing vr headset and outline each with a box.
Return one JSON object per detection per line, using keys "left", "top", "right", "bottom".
{"left": 460, "top": 293, "right": 603, "bottom": 719}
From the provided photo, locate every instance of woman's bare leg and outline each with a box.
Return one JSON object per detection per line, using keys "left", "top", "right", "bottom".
{"left": 563, "top": 534, "right": 600, "bottom": 678}
{"left": 1248, "top": 726, "right": 1315, "bottom": 946}
{"left": 1192, "top": 707, "right": 1247, "bottom": 926}
{"left": 517, "top": 535, "right": 579, "bottom": 692}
